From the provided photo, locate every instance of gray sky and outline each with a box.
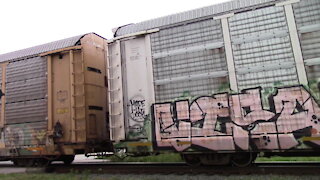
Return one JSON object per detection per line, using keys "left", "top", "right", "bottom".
{"left": 0, "top": 0, "right": 229, "bottom": 54}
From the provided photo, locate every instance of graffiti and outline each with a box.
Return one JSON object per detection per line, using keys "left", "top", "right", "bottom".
{"left": 4, "top": 123, "right": 47, "bottom": 147}
{"left": 0, "top": 90, "right": 5, "bottom": 100}
{"left": 153, "top": 86, "right": 320, "bottom": 152}
{"left": 129, "top": 96, "right": 147, "bottom": 122}
{"left": 127, "top": 95, "right": 148, "bottom": 138}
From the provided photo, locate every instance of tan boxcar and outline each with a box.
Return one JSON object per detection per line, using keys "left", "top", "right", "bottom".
{"left": 0, "top": 33, "right": 111, "bottom": 166}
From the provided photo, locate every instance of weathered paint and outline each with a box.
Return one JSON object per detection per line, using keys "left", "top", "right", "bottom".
{"left": 0, "top": 33, "right": 111, "bottom": 159}
{"left": 153, "top": 86, "right": 320, "bottom": 151}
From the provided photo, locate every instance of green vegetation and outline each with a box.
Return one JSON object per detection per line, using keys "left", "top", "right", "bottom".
{"left": 104, "top": 153, "right": 183, "bottom": 162}
{"left": 256, "top": 156, "right": 320, "bottom": 162}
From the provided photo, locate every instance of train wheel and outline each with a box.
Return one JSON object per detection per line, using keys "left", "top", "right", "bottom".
{"left": 231, "top": 152, "right": 257, "bottom": 167}
{"left": 62, "top": 155, "right": 75, "bottom": 165}
{"left": 34, "top": 158, "right": 50, "bottom": 167}
{"left": 182, "top": 154, "right": 201, "bottom": 166}
{"left": 13, "top": 159, "right": 35, "bottom": 167}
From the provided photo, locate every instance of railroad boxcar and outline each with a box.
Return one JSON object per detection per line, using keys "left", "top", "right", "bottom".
{"left": 0, "top": 33, "right": 111, "bottom": 166}
{"left": 107, "top": 0, "right": 320, "bottom": 166}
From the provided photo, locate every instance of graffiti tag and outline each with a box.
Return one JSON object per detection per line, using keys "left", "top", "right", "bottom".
{"left": 153, "top": 86, "right": 320, "bottom": 152}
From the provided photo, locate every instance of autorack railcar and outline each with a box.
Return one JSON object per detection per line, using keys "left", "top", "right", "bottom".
{"left": 0, "top": 33, "right": 112, "bottom": 166}
{"left": 107, "top": 0, "right": 320, "bottom": 166}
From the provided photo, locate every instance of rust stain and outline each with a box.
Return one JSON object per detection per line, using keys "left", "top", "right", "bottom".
{"left": 128, "top": 142, "right": 152, "bottom": 147}
{"left": 26, "top": 147, "right": 44, "bottom": 151}
{"left": 176, "top": 141, "right": 192, "bottom": 145}
{"left": 302, "top": 137, "right": 320, "bottom": 141}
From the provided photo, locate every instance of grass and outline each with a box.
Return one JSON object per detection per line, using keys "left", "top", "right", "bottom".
{"left": 256, "top": 156, "right": 320, "bottom": 162}
{"left": 104, "top": 153, "right": 183, "bottom": 162}
{"left": 103, "top": 153, "right": 320, "bottom": 162}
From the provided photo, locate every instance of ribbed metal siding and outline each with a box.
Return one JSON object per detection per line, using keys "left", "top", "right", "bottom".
{"left": 5, "top": 121, "right": 47, "bottom": 147}
{"left": 155, "top": 77, "right": 228, "bottom": 102}
{"left": 5, "top": 57, "right": 47, "bottom": 124}
{"left": 294, "top": 0, "right": 320, "bottom": 28}
{"left": 6, "top": 77, "right": 47, "bottom": 103}
{"left": 229, "top": 6, "right": 299, "bottom": 90}
{"left": 115, "top": 0, "right": 280, "bottom": 36}
{"left": 294, "top": 0, "right": 320, "bottom": 60}
{"left": 6, "top": 57, "right": 47, "bottom": 103}
{"left": 151, "top": 20, "right": 223, "bottom": 53}
{"left": 0, "top": 34, "right": 84, "bottom": 63}
{"left": 6, "top": 57, "right": 46, "bottom": 82}
{"left": 151, "top": 19, "right": 228, "bottom": 102}
{"left": 294, "top": 0, "right": 320, "bottom": 101}
{"left": 5, "top": 99, "right": 47, "bottom": 124}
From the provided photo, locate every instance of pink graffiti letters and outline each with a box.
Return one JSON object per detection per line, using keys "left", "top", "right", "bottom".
{"left": 153, "top": 86, "right": 320, "bottom": 152}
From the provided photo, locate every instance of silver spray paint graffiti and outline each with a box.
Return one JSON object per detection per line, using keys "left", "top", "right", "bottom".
{"left": 152, "top": 86, "right": 320, "bottom": 151}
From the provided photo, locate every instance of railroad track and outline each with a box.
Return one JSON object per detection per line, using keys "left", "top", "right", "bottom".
{"left": 44, "top": 162, "right": 320, "bottom": 175}
{"left": 0, "top": 161, "right": 318, "bottom": 175}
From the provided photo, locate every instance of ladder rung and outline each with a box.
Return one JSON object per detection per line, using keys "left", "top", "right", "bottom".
{"left": 73, "top": 106, "right": 85, "bottom": 109}
{"left": 107, "top": 65, "right": 120, "bottom": 69}
{"left": 73, "top": 94, "right": 85, "bottom": 97}
{"left": 72, "top": 117, "right": 86, "bottom": 120}
{"left": 109, "top": 113, "right": 122, "bottom": 116}
{"left": 110, "top": 126, "right": 123, "bottom": 129}
{"left": 108, "top": 77, "right": 120, "bottom": 80}
{"left": 72, "top": 72, "right": 85, "bottom": 75}
{"left": 73, "top": 83, "right": 85, "bottom": 86}
{"left": 108, "top": 88, "right": 120, "bottom": 92}
{"left": 109, "top": 101, "right": 121, "bottom": 104}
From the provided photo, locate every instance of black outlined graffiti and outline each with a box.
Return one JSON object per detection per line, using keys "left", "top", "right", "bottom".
{"left": 129, "top": 96, "right": 146, "bottom": 122}
{"left": 153, "top": 86, "right": 320, "bottom": 151}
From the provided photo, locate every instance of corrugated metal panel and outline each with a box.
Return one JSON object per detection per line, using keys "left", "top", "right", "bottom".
{"left": 293, "top": 0, "right": 320, "bottom": 102}
{"left": 153, "top": 49, "right": 226, "bottom": 80}
{"left": 299, "top": 31, "right": 320, "bottom": 60}
{"left": 6, "top": 57, "right": 47, "bottom": 83}
{"left": 4, "top": 121, "right": 47, "bottom": 147}
{"left": 229, "top": 5, "right": 299, "bottom": 90}
{"left": 150, "top": 19, "right": 228, "bottom": 102}
{"left": 294, "top": 0, "right": 320, "bottom": 60}
{"left": 6, "top": 77, "right": 47, "bottom": 103}
{"left": 305, "top": 65, "right": 320, "bottom": 101}
{"left": 5, "top": 99, "right": 47, "bottom": 124}
{"left": 293, "top": 0, "right": 320, "bottom": 28}
{"left": 155, "top": 77, "right": 229, "bottom": 102}
{"left": 151, "top": 19, "right": 223, "bottom": 53}
{"left": 115, "top": 0, "right": 281, "bottom": 36}
{"left": 229, "top": 6, "right": 287, "bottom": 39}
{"left": 0, "top": 34, "right": 84, "bottom": 63}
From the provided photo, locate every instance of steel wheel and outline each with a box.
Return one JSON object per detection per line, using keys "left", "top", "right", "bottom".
{"left": 182, "top": 154, "right": 201, "bottom": 167}
{"left": 231, "top": 152, "right": 257, "bottom": 167}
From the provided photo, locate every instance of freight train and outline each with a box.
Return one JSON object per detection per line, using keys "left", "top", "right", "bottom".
{"left": 0, "top": 0, "right": 319, "bottom": 167}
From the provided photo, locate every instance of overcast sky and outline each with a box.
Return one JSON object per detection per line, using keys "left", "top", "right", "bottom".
{"left": 0, "top": 0, "right": 229, "bottom": 54}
